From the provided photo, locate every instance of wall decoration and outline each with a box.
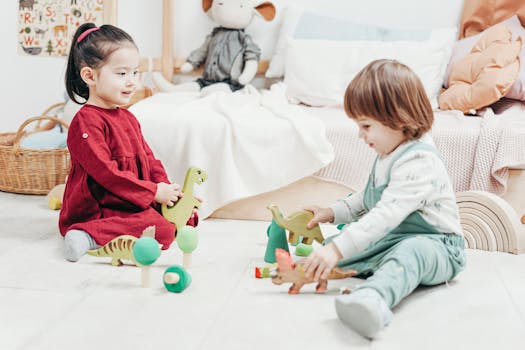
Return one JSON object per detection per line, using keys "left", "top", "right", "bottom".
{"left": 18, "top": 0, "right": 105, "bottom": 57}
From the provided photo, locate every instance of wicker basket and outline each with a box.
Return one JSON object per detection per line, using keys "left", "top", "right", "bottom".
{"left": 0, "top": 114, "right": 70, "bottom": 195}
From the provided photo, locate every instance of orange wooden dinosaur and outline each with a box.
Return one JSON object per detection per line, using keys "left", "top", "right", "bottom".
{"left": 270, "top": 248, "right": 357, "bottom": 294}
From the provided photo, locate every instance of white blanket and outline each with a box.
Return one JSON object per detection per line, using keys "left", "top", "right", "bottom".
{"left": 130, "top": 83, "right": 334, "bottom": 218}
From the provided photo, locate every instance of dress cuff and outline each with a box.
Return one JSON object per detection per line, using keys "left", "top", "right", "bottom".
{"left": 139, "top": 182, "right": 158, "bottom": 209}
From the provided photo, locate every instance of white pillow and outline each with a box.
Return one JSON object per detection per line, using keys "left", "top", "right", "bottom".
{"left": 283, "top": 29, "right": 456, "bottom": 107}
{"left": 266, "top": 5, "right": 304, "bottom": 78}
{"left": 266, "top": 6, "right": 435, "bottom": 79}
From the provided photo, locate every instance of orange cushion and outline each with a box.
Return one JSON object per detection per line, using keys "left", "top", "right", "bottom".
{"left": 459, "top": 0, "right": 525, "bottom": 39}
{"left": 438, "top": 24, "right": 521, "bottom": 113}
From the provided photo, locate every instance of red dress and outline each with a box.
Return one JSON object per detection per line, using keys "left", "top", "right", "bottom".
{"left": 59, "top": 105, "right": 196, "bottom": 249}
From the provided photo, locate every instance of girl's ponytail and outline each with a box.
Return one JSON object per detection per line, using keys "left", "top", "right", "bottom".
{"left": 65, "top": 23, "right": 97, "bottom": 104}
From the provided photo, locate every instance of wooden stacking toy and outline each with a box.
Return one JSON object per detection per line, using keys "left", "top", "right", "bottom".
{"left": 456, "top": 191, "right": 525, "bottom": 253}
{"left": 294, "top": 243, "right": 314, "bottom": 257}
{"left": 163, "top": 265, "right": 192, "bottom": 293}
{"left": 264, "top": 219, "right": 289, "bottom": 263}
{"left": 176, "top": 225, "right": 199, "bottom": 268}
{"left": 132, "top": 226, "right": 161, "bottom": 287}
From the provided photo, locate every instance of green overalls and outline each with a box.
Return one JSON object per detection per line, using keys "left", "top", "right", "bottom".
{"left": 329, "top": 142, "right": 466, "bottom": 308}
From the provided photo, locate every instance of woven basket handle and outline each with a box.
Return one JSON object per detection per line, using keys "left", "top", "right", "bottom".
{"left": 12, "top": 116, "right": 70, "bottom": 150}
{"left": 42, "top": 102, "right": 66, "bottom": 116}
{"left": 35, "top": 102, "right": 67, "bottom": 131}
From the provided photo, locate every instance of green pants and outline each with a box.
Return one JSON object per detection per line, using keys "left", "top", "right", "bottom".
{"left": 336, "top": 234, "right": 466, "bottom": 308}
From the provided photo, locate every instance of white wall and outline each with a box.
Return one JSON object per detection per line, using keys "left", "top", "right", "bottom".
{"left": 1, "top": 0, "right": 163, "bottom": 131}
{"left": 172, "top": 0, "right": 465, "bottom": 59}
{"left": 2, "top": 0, "right": 464, "bottom": 131}
{"left": 3, "top": 1, "right": 66, "bottom": 131}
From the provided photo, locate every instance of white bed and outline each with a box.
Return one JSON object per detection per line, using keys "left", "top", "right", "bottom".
{"left": 130, "top": 83, "right": 335, "bottom": 219}
{"left": 131, "top": 91, "right": 525, "bottom": 219}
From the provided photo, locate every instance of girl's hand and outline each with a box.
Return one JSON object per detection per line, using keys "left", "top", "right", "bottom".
{"left": 304, "top": 206, "right": 335, "bottom": 228}
{"left": 302, "top": 242, "right": 343, "bottom": 281}
{"left": 155, "top": 182, "right": 182, "bottom": 206}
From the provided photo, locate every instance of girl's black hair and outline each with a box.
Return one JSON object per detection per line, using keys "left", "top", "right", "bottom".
{"left": 65, "top": 23, "right": 137, "bottom": 104}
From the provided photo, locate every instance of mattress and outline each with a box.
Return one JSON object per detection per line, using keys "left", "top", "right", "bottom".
{"left": 305, "top": 102, "right": 525, "bottom": 194}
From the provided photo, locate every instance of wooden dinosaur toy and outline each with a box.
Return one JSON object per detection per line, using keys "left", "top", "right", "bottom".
{"left": 87, "top": 235, "right": 139, "bottom": 266}
{"left": 46, "top": 175, "right": 68, "bottom": 210}
{"left": 162, "top": 166, "right": 207, "bottom": 231}
{"left": 87, "top": 227, "right": 157, "bottom": 267}
{"left": 47, "top": 183, "right": 65, "bottom": 210}
{"left": 267, "top": 204, "right": 325, "bottom": 245}
{"left": 271, "top": 248, "right": 357, "bottom": 294}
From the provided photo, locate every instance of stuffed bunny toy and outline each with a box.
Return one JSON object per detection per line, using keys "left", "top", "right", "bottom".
{"left": 152, "top": 0, "right": 275, "bottom": 95}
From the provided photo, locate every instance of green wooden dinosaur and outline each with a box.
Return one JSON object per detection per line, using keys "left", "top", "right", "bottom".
{"left": 162, "top": 166, "right": 207, "bottom": 231}
{"left": 267, "top": 204, "right": 325, "bottom": 245}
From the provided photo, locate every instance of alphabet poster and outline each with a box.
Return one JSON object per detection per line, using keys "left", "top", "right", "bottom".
{"left": 18, "top": 0, "right": 105, "bottom": 57}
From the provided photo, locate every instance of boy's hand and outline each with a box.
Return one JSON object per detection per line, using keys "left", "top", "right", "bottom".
{"left": 304, "top": 206, "right": 335, "bottom": 228}
{"left": 155, "top": 182, "right": 182, "bottom": 206}
{"left": 302, "top": 242, "right": 343, "bottom": 281}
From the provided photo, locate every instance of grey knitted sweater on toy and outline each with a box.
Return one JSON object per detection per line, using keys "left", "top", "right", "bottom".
{"left": 187, "top": 27, "right": 261, "bottom": 86}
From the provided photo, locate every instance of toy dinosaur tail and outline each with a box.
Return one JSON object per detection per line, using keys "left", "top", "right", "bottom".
{"left": 329, "top": 267, "right": 358, "bottom": 279}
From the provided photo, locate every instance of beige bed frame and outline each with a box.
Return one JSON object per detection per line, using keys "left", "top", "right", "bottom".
{"left": 107, "top": 1, "right": 525, "bottom": 231}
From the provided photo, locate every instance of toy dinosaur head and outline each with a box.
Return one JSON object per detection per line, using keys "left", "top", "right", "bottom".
{"left": 266, "top": 204, "right": 284, "bottom": 219}
{"left": 271, "top": 248, "right": 295, "bottom": 284}
{"left": 275, "top": 248, "right": 294, "bottom": 270}
{"left": 187, "top": 167, "right": 208, "bottom": 185}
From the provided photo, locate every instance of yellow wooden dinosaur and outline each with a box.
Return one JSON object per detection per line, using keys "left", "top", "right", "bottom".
{"left": 86, "top": 227, "right": 156, "bottom": 266}
{"left": 162, "top": 166, "right": 207, "bottom": 231}
{"left": 267, "top": 204, "right": 324, "bottom": 245}
{"left": 87, "top": 235, "right": 139, "bottom": 266}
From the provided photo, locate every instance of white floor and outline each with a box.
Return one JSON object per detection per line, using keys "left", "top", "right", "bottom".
{"left": 1, "top": 191, "right": 525, "bottom": 350}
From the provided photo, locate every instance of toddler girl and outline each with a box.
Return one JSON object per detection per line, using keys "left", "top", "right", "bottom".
{"left": 60, "top": 23, "right": 195, "bottom": 262}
